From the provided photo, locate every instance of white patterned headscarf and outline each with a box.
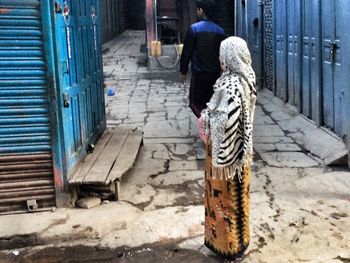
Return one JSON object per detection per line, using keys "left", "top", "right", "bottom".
{"left": 219, "top": 36, "right": 256, "bottom": 95}
{"left": 201, "top": 37, "right": 257, "bottom": 181}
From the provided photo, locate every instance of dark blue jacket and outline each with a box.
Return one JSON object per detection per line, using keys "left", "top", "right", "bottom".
{"left": 180, "top": 20, "right": 226, "bottom": 75}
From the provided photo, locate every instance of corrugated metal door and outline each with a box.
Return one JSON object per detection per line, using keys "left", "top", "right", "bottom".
{"left": 0, "top": 0, "right": 55, "bottom": 214}
{"left": 274, "top": 0, "right": 287, "bottom": 101}
{"left": 301, "top": 0, "right": 322, "bottom": 122}
{"left": 54, "top": 0, "right": 106, "bottom": 177}
{"left": 321, "top": 0, "right": 350, "bottom": 139}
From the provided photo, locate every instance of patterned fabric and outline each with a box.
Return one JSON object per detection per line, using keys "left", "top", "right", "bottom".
{"left": 205, "top": 141, "right": 251, "bottom": 260}
{"left": 201, "top": 37, "right": 256, "bottom": 181}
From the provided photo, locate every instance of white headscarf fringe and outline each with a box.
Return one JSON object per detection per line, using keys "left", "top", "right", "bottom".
{"left": 211, "top": 155, "right": 252, "bottom": 182}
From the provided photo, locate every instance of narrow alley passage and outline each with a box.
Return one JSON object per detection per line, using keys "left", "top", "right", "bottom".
{"left": 101, "top": 31, "right": 350, "bottom": 262}
{"left": 0, "top": 31, "right": 350, "bottom": 263}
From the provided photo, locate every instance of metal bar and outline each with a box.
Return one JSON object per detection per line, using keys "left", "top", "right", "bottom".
{"left": 0, "top": 109, "right": 49, "bottom": 116}
{"left": 0, "top": 171, "right": 52, "bottom": 180}
{"left": 0, "top": 98, "right": 48, "bottom": 106}
{"left": 0, "top": 117, "right": 49, "bottom": 125}
{"left": 0, "top": 70, "right": 46, "bottom": 77}
{"left": 0, "top": 60, "right": 45, "bottom": 67}
{"left": 0, "top": 126, "right": 50, "bottom": 135}
{"left": 0, "top": 19, "right": 40, "bottom": 27}
{"left": 0, "top": 194, "right": 55, "bottom": 205}
{"left": 0, "top": 180, "right": 54, "bottom": 191}
{"left": 0, "top": 40, "right": 42, "bottom": 47}
{"left": 0, "top": 79, "right": 46, "bottom": 86}
{"left": 0, "top": 0, "right": 39, "bottom": 7}
{"left": 0, "top": 145, "right": 51, "bottom": 154}
{"left": 0, "top": 136, "right": 51, "bottom": 144}
{"left": 0, "top": 162, "right": 52, "bottom": 172}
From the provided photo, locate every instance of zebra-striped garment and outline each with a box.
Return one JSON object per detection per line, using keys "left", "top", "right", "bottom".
{"left": 201, "top": 37, "right": 256, "bottom": 180}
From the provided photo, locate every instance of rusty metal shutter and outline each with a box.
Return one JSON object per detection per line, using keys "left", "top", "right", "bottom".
{"left": 0, "top": 0, "right": 55, "bottom": 214}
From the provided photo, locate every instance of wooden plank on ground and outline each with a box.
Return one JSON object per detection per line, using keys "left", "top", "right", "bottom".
{"left": 105, "top": 130, "right": 143, "bottom": 184}
{"left": 69, "top": 131, "right": 112, "bottom": 184}
{"left": 83, "top": 129, "right": 129, "bottom": 184}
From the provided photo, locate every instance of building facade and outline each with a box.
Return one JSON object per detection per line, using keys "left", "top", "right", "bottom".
{"left": 235, "top": 0, "right": 350, "bottom": 161}
{"left": 0, "top": 0, "right": 106, "bottom": 214}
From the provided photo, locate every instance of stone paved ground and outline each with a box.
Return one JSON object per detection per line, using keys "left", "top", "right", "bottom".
{"left": 103, "top": 31, "right": 350, "bottom": 262}
{"left": 1, "top": 30, "right": 350, "bottom": 263}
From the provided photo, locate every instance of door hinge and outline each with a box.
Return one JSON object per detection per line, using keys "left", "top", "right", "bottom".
{"left": 63, "top": 92, "right": 70, "bottom": 108}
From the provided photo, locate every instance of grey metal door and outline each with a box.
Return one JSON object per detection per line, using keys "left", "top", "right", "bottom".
{"left": 286, "top": 0, "right": 301, "bottom": 107}
{"left": 247, "top": 0, "right": 263, "bottom": 89}
{"left": 0, "top": 0, "right": 56, "bottom": 214}
{"left": 274, "top": 0, "right": 287, "bottom": 101}
{"left": 322, "top": 0, "right": 350, "bottom": 139}
{"left": 301, "top": 0, "right": 322, "bottom": 122}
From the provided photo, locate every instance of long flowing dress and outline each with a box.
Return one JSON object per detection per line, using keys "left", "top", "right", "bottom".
{"left": 204, "top": 141, "right": 251, "bottom": 260}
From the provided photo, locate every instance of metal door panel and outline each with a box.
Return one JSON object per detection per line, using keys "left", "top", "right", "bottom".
{"left": 54, "top": 0, "right": 105, "bottom": 177}
{"left": 321, "top": 0, "right": 335, "bottom": 130}
{"left": 287, "top": 0, "right": 301, "bottom": 107}
{"left": 247, "top": 0, "right": 263, "bottom": 89}
{"left": 302, "top": 1, "right": 311, "bottom": 117}
{"left": 334, "top": 0, "right": 350, "bottom": 140}
{"left": 310, "top": 0, "right": 322, "bottom": 125}
{"left": 275, "top": 0, "right": 288, "bottom": 101}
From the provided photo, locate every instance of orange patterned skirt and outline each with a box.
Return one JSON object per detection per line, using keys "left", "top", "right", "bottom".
{"left": 204, "top": 142, "right": 251, "bottom": 260}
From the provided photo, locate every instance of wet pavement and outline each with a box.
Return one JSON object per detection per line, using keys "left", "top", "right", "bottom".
{"left": 1, "top": 30, "right": 350, "bottom": 263}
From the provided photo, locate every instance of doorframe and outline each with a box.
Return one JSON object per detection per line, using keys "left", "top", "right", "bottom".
{"left": 41, "top": 0, "right": 69, "bottom": 207}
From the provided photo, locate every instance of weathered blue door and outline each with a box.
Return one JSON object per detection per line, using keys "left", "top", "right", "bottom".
{"left": 54, "top": 0, "right": 106, "bottom": 176}
{"left": 321, "top": 0, "right": 350, "bottom": 139}
{"left": 247, "top": 0, "right": 263, "bottom": 89}
{"left": 235, "top": 0, "right": 247, "bottom": 40}
{"left": 286, "top": 0, "right": 301, "bottom": 107}
{"left": 301, "top": 0, "right": 322, "bottom": 122}
{"left": 274, "top": 0, "right": 287, "bottom": 101}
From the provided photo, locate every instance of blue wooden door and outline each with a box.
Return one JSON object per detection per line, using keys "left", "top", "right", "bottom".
{"left": 322, "top": 0, "right": 350, "bottom": 138}
{"left": 247, "top": 0, "right": 263, "bottom": 89}
{"left": 286, "top": 0, "right": 301, "bottom": 107}
{"left": 235, "top": 0, "right": 247, "bottom": 39}
{"left": 54, "top": 0, "right": 106, "bottom": 176}
{"left": 274, "top": 0, "right": 287, "bottom": 101}
{"left": 301, "top": 0, "right": 321, "bottom": 122}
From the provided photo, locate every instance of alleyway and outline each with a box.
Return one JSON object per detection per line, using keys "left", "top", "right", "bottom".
{"left": 1, "top": 31, "right": 350, "bottom": 263}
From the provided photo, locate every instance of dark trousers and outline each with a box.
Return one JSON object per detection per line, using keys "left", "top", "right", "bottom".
{"left": 190, "top": 72, "right": 221, "bottom": 118}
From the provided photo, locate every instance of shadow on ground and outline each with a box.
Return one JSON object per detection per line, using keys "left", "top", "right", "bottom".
{"left": 0, "top": 243, "right": 226, "bottom": 263}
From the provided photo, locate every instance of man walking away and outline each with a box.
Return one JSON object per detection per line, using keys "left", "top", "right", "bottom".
{"left": 180, "top": 0, "right": 226, "bottom": 118}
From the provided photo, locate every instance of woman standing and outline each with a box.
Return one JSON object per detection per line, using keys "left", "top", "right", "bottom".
{"left": 200, "top": 37, "right": 257, "bottom": 261}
